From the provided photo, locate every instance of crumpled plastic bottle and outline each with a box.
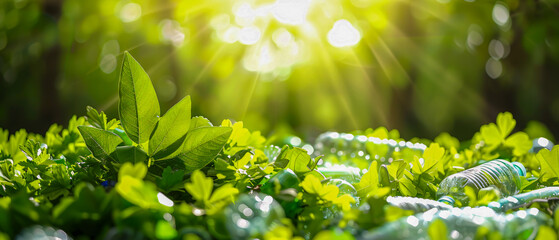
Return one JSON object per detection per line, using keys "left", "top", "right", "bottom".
{"left": 437, "top": 159, "right": 526, "bottom": 205}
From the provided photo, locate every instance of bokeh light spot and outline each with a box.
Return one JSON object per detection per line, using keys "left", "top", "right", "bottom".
{"left": 120, "top": 3, "right": 142, "bottom": 23}
{"left": 327, "top": 19, "right": 361, "bottom": 48}
{"left": 492, "top": 3, "right": 509, "bottom": 26}
{"left": 239, "top": 26, "right": 261, "bottom": 45}
{"left": 486, "top": 58, "right": 502, "bottom": 79}
{"left": 272, "top": 0, "right": 311, "bottom": 25}
{"left": 99, "top": 54, "right": 117, "bottom": 74}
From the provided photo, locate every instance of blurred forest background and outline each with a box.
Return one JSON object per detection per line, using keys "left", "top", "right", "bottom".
{"left": 1, "top": 0, "right": 558, "bottom": 142}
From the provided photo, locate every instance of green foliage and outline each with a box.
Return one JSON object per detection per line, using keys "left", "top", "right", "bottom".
{"left": 176, "top": 127, "right": 232, "bottom": 172}
{"left": 78, "top": 126, "right": 122, "bottom": 163}
{"left": 1, "top": 52, "right": 558, "bottom": 239}
{"left": 118, "top": 52, "right": 160, "bottom": 145}
{"left": 535, "top": 146, "right": 559, "bottom": 183}
{"left": 149, "top": 96, "right": 191, "bottom": 159}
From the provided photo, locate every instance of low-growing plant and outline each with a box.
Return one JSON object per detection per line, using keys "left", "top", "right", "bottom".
{"left": 0, "top": 52, "right": 557, "bottom": 239}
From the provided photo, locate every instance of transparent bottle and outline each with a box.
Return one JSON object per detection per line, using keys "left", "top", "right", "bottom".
{"left": 313, "top": 132, "right": 426, "bottom": 164}
{"left": 386, "top": 196, "right": 452, "bottom": 213}
{"left": 224, "top": 193, "right": 285, "bottom": 240}
{"left": 360, "top": 207, "right": 552, "bottom": 240}
{"left": 437, "top": 159, "right": 526, "bottom": 206}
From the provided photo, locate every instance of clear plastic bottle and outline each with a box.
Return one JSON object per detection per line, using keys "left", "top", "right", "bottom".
{"left": 437, "top": 159, "right": 526, "bottom": 206}
{"left": 386, "top": 196, "right": 452, "bottom": 213}
{"left": 224, "top": 193, "right": 285, "bottom": 240}
{"left": 360, "top": 207, "right": 552, "bottom": 240}
{"left": 313, "top": 132, "right": 426, "bottom": 164}
{"left": 317, "top": 164, "right": 362, "bottom": 184}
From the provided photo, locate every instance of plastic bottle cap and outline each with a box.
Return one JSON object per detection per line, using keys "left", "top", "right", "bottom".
{"left": 438, "top": 196, "right": 455, "bottom": 206}
{"left": 512, "top": 162, "right": 526, "bottom": 177}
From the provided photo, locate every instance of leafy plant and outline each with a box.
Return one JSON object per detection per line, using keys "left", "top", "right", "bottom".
{"left": 0, "top": 52, "right": 557, "bottom": 239}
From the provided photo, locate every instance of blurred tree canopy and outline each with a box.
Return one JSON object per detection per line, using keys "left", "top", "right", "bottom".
{"left": 1, "top": 0, "right": 558, "bottom": 141}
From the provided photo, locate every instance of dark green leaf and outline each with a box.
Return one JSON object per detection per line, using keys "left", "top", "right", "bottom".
{"left": 157, "top": 167, "right": 185, "bottom": 192}
{"left": 111, "top": 146, "right": 148, "bottom": 164}
{"left": 78, "top": 126, "right": 123, "bottom": 162}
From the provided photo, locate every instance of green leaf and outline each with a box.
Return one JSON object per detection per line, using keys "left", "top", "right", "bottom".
{"left": 354, "top": 161, "right": 380, "bottom": 197}
{"left": 398, "top": 174, "right": 417, "bottom": 196}
{"left": 208, "top": 183, "right": 238, "bottom": 205}
{"left": 111, "top": 146, "right": 148, "bottom": 164}
{"left": 185, "top": 170, "right": 213, "bottom": 202}
{"left": 480, "top": 123, "right": 502, "bottom": 145}
{"left": 157, "top": 167, "right": 185, "bottom": 192}
{"left": 118, "top": 162, "right": 147, "bottom": 180}
{"left": 149, "top": 96, "right": 191, "bottom": 159}
{"left": 428, "top": 219, "right": 448, "bottom": 240}
{"left": 504, "top": 132, "right": 531, "bottom": 156}
{"left": 535, "top": 226, "right": 556, "bottom": 240}
{"left": 277, "top": 146, "right": 311, "bottom": 173}
{"left": 118, "top": 51, "right": 160, "bottom": 145}
{"left": 496, "top": 112, "right": 515, "bottom": 139}
{"left": 419, "top": 143, "right": 445, "bottom": 175}
{"left": 116, "top": 175, "right": 171, "bottom": 211}
{"left": 301, "top": 174, "right": 339, "bottom": 201}
{"left": 535, "top": 146, "right": 559, "bottom": 182}
{"left": 155, "top": 220, "right": 178, "bottom": 240}
{"left": 176, "top": 127, "right": 232, "bottom": 172}
{"left": 85, "top": 106, "right": 119, "bottom": 130}
{"left": 189, "top": 116, "right": 213, "bottom": 131}
{"left": 78, "top": 126, "right": 123, "bottom": 162}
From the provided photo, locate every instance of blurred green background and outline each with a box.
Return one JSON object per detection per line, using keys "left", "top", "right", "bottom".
{"left": 1, "top": 0, "right": 558, "bottom": 141}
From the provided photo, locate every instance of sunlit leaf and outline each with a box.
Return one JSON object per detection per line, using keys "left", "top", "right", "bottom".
{"left": 185, "top": 170, "right": 213, "bottom": 202}
{"left": 176, "top": 127, "right": 232, "bottom": 172}
{"left": 118, "top": 52, "right": 160, "bottom": 145}
{"left": 535, "top": 146, "right": 559, "bottom": 182}
{"left": 149, "top": 96, "right": 191, "bottom": 159}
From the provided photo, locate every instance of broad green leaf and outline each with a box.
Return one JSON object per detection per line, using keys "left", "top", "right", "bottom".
{"left": 535, "top": 146, "right": 559, "bottom": 182}
{"left": 149, "top": 96, "right": 191, "bottom": 159}
{"left": 118, "top": 52, "right": 160, "bottom": 145}
{"left": 428, "top": 219, "right": 448, "bottom": 240}
{"left": 277, "top": 146, "right": 311, "bottom": 173}
{"left": 176, "top": 127, "right": 232, "bottom": 172}
{"left": 496, "top": 112, "right": 515, "bottom": 139}
{"left": 185, "top": 170, "right": 213, "bottom": 202}
{"left": 111, "top": 146, "right": 148, "bottom": 164}
{"left": 189, "top": 116, "right": 213, "bottom": 131}
{"left": 78, "top": 126, "right": 123, "bottom": 162}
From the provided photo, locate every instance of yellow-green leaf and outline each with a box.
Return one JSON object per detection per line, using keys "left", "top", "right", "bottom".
{"left": 118, "top": 52, "right": 160, "bottom": 145}
{"left": 185, "top": 170, "right": 213, "bottom": 202}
